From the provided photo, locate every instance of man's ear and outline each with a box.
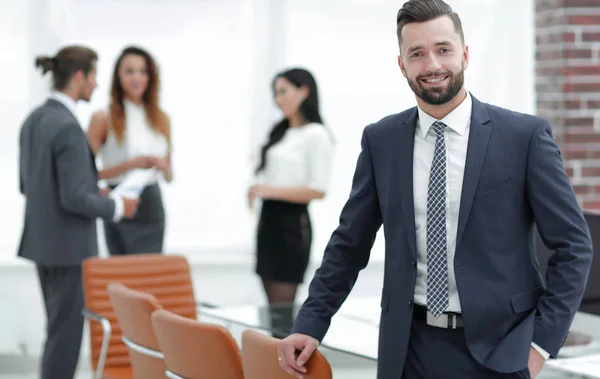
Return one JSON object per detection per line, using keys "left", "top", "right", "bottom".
{"left": 71, "top": 70, "right": 85, "bottom": 86}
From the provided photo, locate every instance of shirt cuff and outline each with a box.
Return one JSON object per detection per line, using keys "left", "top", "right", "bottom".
{"left": 109, "top": 193, "right": 124, "bottom": 222}
{"left": 531, "top": 342, "right": 550, "bottom": 360}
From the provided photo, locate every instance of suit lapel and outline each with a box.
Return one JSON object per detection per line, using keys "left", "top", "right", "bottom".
{"left": 456, "top": 96, "right": 491, "bottom": 248}
{"left": 396, "top": 108, "right": 418, "bottom": 259}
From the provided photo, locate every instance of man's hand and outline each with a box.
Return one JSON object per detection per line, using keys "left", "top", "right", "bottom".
{"left": 122, "top": 197, "right": 140, "bottom": 219}
{"left": 277, "top": 333, "right": 320, "bottom": 379}
{"left": 528, "top": 346, "right": 545, "bottom": 378}
{"left": 99, "top": 187, "right": 110, "bottom": 197}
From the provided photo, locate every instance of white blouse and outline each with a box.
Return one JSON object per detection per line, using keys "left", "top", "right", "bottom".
{"left": 258, "top": 123, "right": 334, "bottom": 193}
{"left": 98, "top": 100, "right": 169, "bottom": 185}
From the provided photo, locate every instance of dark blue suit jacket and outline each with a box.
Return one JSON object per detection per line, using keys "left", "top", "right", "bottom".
{"left": 292, "top": 95, "right": 593, "bottom": 378}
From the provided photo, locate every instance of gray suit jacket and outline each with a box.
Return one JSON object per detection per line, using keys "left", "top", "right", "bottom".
{"left": 18, "top": 99, "right": 116, "bottom": 266}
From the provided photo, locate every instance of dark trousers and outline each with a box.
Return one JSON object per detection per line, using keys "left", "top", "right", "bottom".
{"left": 36, "top": 265, "right": 84, "bottom": 379}
{"left": 402, "top": 317, "right": 530, "bottom": 379}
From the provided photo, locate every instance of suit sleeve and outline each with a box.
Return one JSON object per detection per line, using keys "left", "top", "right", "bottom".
{"left": 527, "top": 119, "right": 593, "bottom": 358}
{"left": 292, "top": 127, "right": 382, "bottom": 342}
{"left": 52, "top": 123, "right": 116, "bottom": 220}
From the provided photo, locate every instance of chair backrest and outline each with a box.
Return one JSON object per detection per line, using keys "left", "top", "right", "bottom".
{"left": 241, "top": 330, "right": 332, "bottom": 379}
{"left": 151, "top": 309, "right": 244, "bottom": 379}
{"left": 107, "top": 282, "right": 166, "bottom": 379}
{"left": 82, "top": 254, "right": 196, "bottom": 372}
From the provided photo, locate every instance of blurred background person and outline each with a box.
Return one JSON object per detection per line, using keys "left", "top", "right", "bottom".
{"left": 87, "top": 46, "right": 172, "bottom": 256}
{"left": 248, "top": 68, "right": 334, "bottom": 314}
{"left": 19, "top": 45, "right": 138, "bottom": 379}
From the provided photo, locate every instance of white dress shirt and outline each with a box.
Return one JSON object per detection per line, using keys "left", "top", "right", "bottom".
{"left": 49, "top": 91, "right": 124, "bottom": 222}
{"left": 413, "top": 92, "right": 470, "bottom": 313}
{"left": 411, "top": 91, "right": 549, "bottom": 359}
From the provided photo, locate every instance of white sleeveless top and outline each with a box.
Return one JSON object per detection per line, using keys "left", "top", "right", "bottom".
{"left": 98, "top": 99, "right": 169, "bottom": 185}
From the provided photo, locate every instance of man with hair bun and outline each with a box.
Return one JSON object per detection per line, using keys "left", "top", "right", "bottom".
{"left": 18, "top": 45, "right": 139, "bottom": 379}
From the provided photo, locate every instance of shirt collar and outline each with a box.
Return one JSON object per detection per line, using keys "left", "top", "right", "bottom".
{"left": 417, "top": 91, "right": 472, "bottom": 138}
{"left": 48, "top": 91, "right": 78, "bottom": 118}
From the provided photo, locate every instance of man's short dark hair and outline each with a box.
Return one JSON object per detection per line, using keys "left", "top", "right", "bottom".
{"left": 396, "top": 0, "right": 465, "bottom": 51}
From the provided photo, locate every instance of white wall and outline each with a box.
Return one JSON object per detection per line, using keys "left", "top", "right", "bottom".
{"left": 1, "top": 0, "right": 534, "bottom": 264}
{"left": 64, "top": 0, "right": 258, "bottom": 254}
{"left": 0, "top": 1, "right": 30, "bottom": 260}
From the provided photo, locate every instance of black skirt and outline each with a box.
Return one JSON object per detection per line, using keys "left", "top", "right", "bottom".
{"left": 104, "top": 183, "right": 165, "bottom": 255}
{"left": 256, "top": 200, "right": 312, "bottom": 283}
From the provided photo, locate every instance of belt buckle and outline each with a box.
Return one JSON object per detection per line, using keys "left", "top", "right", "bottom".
{"left": 426, "top": 311, "right": 457, "bottom": 329}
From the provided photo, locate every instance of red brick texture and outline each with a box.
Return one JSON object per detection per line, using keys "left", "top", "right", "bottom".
{"left": 535, "top": 0, "right": 600, "bottom": 210}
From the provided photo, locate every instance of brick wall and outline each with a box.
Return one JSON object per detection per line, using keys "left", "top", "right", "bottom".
{"left": 535, "top": 0, "right": 600, "bottom": 210}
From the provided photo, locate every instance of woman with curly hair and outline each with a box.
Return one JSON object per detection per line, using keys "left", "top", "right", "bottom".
{"left": 87, "top": 46, "right": 172, "bottom": 255}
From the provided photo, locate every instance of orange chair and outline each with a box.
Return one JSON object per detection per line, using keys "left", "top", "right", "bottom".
{"left": 151, "top": 309, "right": 244, "bottom": 379}
{"left": 82, "top": 254, "right": 197, "bottom": 379}
{"left": 241, "top": 330, "right": 332, "bottom": 379}
{"left": 107, "top": 283, "right": 166, "bottom": 379}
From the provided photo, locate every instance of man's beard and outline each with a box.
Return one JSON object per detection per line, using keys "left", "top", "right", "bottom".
{"left": 78, "top": 88, "right": 91, "bottom": 102}
{"left": 408, "top": 66, "right": 464, "bottom": 106}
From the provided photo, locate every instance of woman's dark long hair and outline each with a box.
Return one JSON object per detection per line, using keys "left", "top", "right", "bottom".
{"left": 255, "top": 68, "right": 324, "bottom": 174}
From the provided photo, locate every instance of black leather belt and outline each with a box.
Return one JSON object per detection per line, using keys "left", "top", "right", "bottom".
{"left": 413, "top": 304, "right": 464, "bottom": 329}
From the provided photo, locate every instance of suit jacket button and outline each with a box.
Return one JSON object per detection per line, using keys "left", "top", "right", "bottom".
{"left": 408, "top": 300, "right": 413, "bottom": 308}
{"left": 412, "top": 260, "right": 416, "bottom": 268}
